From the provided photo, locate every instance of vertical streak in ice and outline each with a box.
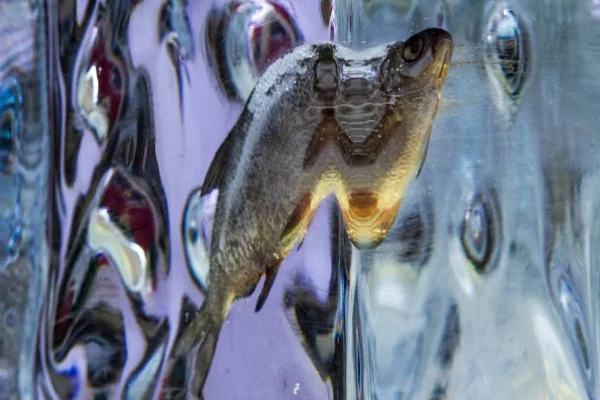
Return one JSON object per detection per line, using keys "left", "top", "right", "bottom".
{"left": 16, "top": 0, "right": 49, "bottom": 399}
{"left": 330, "top": 1, "right": 371, "bottom": 398}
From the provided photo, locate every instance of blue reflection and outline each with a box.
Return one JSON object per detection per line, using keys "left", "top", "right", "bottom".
{"left": 0, "top": 77, "right": 22, "bottom": 176}
{"left": 0, "top": 76, "right": 23, "bottom": 269}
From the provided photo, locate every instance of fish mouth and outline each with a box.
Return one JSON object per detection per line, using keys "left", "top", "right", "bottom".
{"left": 433, "top": 35, "right": 453, "bottom": 84}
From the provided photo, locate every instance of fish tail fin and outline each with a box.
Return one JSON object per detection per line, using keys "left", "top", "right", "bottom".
{"left": 172, "top": 300, "right": 210, "bottom": 357}
{"left": 255, "top": 262, "right": 282, "bottom": 312}
{"left": 172, "top": 294, "right": 227, "bottom": 398}
{"left": 189, "top": 323, "right": 220, "bottom": 398}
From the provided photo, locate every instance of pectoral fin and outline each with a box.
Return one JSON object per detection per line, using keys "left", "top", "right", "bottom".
{"left": 415, "top": 126, "right": 432, "bottom": 179}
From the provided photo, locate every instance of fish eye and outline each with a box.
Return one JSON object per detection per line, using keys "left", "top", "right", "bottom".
{"left": 403, "top": 36, "right": 424, "bottom": 62}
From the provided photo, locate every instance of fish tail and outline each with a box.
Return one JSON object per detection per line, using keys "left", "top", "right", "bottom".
{"left": 188, "top": 322, "right": 220, "bottom": 398}
{"left": 171, "top": 293, "right": 229, "bottom": 398}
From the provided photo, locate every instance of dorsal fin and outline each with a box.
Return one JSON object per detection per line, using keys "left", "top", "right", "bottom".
{"left": 201, "top": 134, "right": 233, "bottom": 194}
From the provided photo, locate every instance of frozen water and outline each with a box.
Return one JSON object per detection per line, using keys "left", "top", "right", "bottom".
{"left": 2, "top": 0, "right": 600, "bottom": 399}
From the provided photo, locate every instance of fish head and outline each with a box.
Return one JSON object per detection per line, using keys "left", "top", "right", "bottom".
{"left": 379, "top": 28, "right": 453, "bottom": 97}
{"left": 376, "top": 29, "right": 454, "bottom": 182}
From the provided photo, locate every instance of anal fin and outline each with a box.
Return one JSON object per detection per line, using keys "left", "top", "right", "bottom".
{"left": 255, "top": 263, "right": 281, "bottom": 312}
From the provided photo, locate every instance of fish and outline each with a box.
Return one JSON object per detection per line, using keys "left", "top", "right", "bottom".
{"left": 173, "top": 28, "right": 453, "bottom": 398}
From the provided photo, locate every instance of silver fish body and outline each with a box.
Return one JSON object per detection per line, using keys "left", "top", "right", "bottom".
{"left": 175, "top": 28, "right": 453, "bottom": 398}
